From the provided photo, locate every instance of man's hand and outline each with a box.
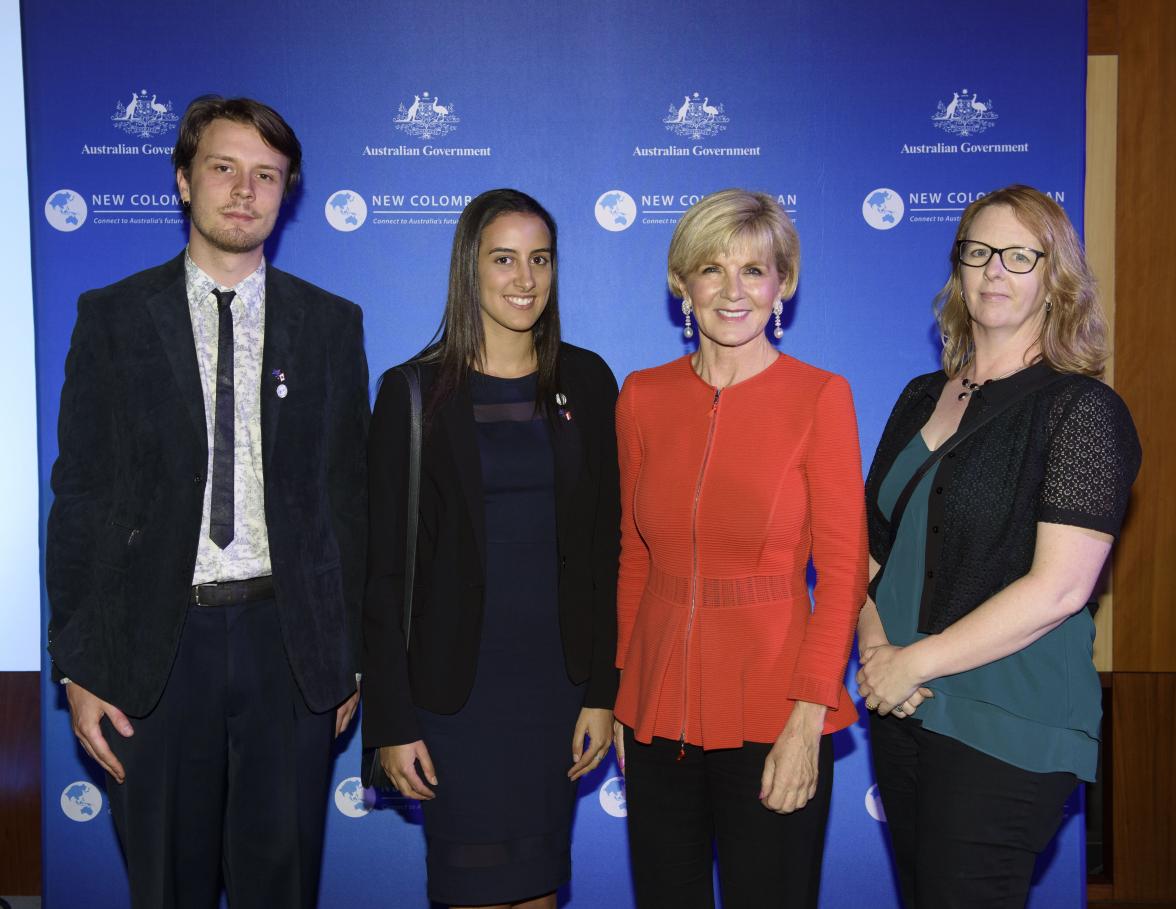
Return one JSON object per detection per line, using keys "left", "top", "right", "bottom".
{"left": 65, "top": 682, "right": 133, "bottom": 783}
{"left": 335, "top": 688, "right": 360, "bottom": 738}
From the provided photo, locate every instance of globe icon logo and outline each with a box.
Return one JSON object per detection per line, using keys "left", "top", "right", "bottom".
{"left": 60, "top": 781, "right": 103, "bottom": 822}
{"left": 45, "top": 190, "right": 88, "bottom": 232}
{"left": 862, "top": 188, "right": 904, "bottom": 230}
{"left": 325, "top": 190, "right": 367, "bottom": 232}
{"left": 595, "top": 190, "right": 636, "bottom": 233}
{"left": 334, "top": 776, "right": 372, "bottom": 817}
{"left": 598, "top": 775, "right": 627, "bottom": 818}
{"left": 864, "top": 783, "right": 887, "bottom": 822}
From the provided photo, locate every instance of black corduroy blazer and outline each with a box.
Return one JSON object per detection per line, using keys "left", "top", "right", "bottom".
{"left": 46, "top": 253, "right": 370, "bottom": 716}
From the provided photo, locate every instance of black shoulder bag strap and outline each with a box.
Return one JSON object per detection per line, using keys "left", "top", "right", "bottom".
{"left": 361, "top": 363, "right": 423, "bottom": 792}
{"left": 395, "top": 363, "right": 423, "bottom": 650}
{"left": 872, "top": 370, "right": 1069, "bottom": 601}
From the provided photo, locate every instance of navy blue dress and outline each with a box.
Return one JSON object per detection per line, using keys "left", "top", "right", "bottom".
{"left": 416, "top": 372, "right": 586, "bottom": 905}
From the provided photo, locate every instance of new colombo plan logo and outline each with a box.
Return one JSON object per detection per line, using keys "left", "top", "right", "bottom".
{"left": 862, "top": 188, "right": 904, "bottom": 230}
{"left": 45, "top": 189, "right": 88, "bottom": 232}
{"left": 60, "top": 780, "right": 103, "bottom": 821}
{"left": 325, "top": 190, "right": 368, "bottom": 232}
{"left": 595, "top": 190, "right": 637, "bottom": 232}
{"left": 865, "top": 783, "right": 887, "bottom": 822}
{"left": 334, "top": 776, "right": 371, "bottom": 817}
{"left": 599, "top": 775, "right": 627, "bottom": 817}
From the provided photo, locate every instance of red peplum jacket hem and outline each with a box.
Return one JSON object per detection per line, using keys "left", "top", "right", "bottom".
{"left": 614, "top": 354, "right": 868, "bottom": 750}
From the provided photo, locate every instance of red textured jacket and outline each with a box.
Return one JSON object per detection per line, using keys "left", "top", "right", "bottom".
{"left": 615, "top": 354, "right": 868, "bottom": 749}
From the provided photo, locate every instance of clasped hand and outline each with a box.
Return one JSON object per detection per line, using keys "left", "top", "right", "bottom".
{"left": 856, "top": 644, "right": 934, "bottom": 718}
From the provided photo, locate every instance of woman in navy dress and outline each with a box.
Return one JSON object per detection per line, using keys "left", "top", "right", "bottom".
{"left": 363, "top": 189, "right": 620, "bottom": 909}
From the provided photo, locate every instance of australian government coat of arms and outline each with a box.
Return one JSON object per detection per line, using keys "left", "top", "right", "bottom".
{"left": 932, "top": 89, "right": 998, "bottom": 137}
{"left": 663, "top": 91, "right": 729, "bottom": 140}
{"left": 394, "top": 91, "right": 460, "bottom": 140}
{"left": 111, "top": 89, "right": 178, "bottom": 139}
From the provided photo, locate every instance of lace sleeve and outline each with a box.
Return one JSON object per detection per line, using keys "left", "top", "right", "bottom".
{"left": 1038, "top": 380, "right": 1141, "bottom": 536}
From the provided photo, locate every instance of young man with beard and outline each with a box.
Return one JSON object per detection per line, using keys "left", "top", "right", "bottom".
{"left": 46, "top": 96, "right": 368, "bottom": 907}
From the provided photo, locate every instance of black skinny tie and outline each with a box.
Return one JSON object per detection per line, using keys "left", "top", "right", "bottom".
{"left": 209, "top": 288, "right": 236, "bottom": 549}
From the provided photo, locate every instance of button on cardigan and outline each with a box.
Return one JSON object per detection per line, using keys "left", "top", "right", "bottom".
{"left": 614, "top": 354, "right": 868, "bottom": 750}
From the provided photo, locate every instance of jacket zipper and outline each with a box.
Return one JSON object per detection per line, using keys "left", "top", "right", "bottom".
{"left": 679, "top": 386, "right": 721, "bottom": 760}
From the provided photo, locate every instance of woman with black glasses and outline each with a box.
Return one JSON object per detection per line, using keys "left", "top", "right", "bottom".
{"left": 856, "top": 185, "right": 1140, "bottom": 908}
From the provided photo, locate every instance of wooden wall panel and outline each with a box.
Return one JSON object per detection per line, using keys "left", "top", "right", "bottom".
{"left": 0, "top": 671, "right": 41, "bottom": 895}
{"left": 1111, "top": 0, "right": 1176, "bottom": 672}
{"left": 1111, "top": 673, "right": 1176, "bottom": 899}
{"left": 1088, "top": 0, "right": 1119, "bottom": 54}
{"left": 1086, "top": 54, "right": 1118, "bottom": 670}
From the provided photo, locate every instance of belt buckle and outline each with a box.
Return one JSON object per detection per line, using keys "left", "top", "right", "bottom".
{"left": 193, "top": 582, "right": 217, "bottom": 606}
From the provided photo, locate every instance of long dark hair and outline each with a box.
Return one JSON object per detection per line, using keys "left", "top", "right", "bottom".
{"left": 417, "top": 188, "right": 562, "bottom": 421}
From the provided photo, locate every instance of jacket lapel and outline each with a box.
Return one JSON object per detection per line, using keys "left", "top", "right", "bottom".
{"left": 261, "top": 267, "right": 306, "bottom": 471}
{"left": 551, "top": 384, "right": 583, "bottom": 553}
{"left": 145, "top": 256, "right": 206, "bottom": 450}
{"left": 440, "top": 382, "right": 486, "bottom": 571}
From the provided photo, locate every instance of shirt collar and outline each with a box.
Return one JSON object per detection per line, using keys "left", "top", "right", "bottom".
{"left": 184, "top": 250, "right": 266, "bottom": 307}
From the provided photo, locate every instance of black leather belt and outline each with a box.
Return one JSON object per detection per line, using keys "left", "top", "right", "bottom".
{"left": 190, "top": 576, "right": 274, "bottom": 607}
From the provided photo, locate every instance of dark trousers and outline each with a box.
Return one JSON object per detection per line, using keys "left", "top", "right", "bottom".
{"left": 869, "top": 713, "right": 1077, "bottom": 909}
{"left": 104, "top": 597, "right": 336, "bottom": 909}
{"left": 623, "top": 727, "right": 834, "bottom": 909}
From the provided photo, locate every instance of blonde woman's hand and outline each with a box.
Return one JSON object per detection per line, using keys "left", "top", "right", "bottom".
{"left": 613, "top": 719, "right": 627, "bottom": 776}
{"left": 760, "top": 701, "right": 825, "bottom": 814}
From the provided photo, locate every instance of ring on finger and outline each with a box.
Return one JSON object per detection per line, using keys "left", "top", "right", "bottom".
{"left": 866, "top": 700, "right": 878, "bottom": 711}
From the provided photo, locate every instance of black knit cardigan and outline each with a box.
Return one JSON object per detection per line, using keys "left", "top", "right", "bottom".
{"left": 864, "top": 362, "right": 1140, "bottom": 634}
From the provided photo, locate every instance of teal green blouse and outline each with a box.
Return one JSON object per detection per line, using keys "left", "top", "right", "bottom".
{"left": 874, "top": 432, "right": 1100, "bottom": 781}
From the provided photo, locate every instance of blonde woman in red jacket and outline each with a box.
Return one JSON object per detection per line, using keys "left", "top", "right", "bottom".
{"left": 613, "top": 189, "right": 868, "bottom": 908}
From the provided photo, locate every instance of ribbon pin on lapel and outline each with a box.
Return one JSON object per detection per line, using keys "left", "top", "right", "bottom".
{"left": 272, "top": 368, "right": 288, "bottom": 399}
{"left": 555, "top": 392, "right": 571, "bottom": 422}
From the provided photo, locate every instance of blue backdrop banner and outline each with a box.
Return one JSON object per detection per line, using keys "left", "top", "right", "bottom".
{"left": 27, "top": 1, "right": 1088, "bottom": 905}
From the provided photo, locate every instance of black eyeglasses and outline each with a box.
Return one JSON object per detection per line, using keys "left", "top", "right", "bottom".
{"left": 957, "top": 240, "right": 1046, "bottom": 274}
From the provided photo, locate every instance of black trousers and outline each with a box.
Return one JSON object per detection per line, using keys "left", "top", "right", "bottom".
{"left": 623, "top": 727, "right": 834, "bottom": 909}
{"left": 869, "top": 713, "right": 1077, "bottom": 909}
{"left": 104, "top": 597, "right": 336, "bottom": 909}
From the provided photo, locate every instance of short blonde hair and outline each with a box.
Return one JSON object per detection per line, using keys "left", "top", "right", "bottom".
{"left": 667, "top": 189, "right": 799, "bottom": 300}
{"left": 936, "top": 184, "right": 1107, "bottom": 377}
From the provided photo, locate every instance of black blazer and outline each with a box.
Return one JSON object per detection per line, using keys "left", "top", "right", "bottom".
{"left": 362, "top": 344, "right": 620, "bottom": 747}
{"left": 46, "top": 253, "right": 369, "bottom": 716}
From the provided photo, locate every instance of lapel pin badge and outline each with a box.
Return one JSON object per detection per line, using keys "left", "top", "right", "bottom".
{"left": 555, "top": 392, "right": 571, "bottom": 422}
{"left": 272, "top": 368, "right": 288, "bottom": 399}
